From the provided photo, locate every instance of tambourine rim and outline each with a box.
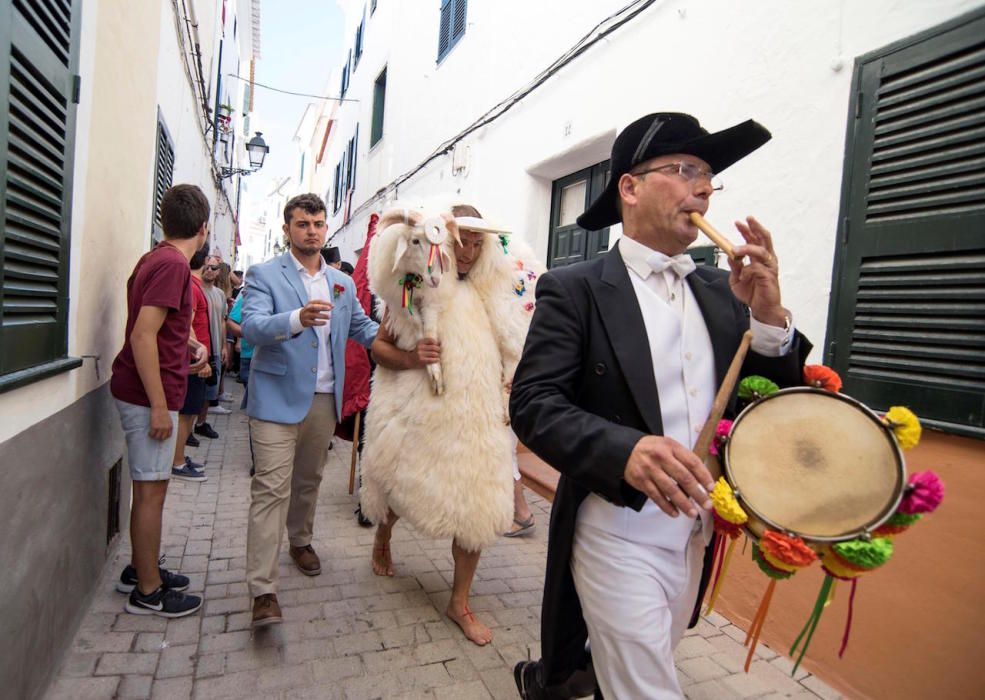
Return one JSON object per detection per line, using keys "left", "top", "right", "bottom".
{"left": 722, "top": 386, "right": 906, "bottom": 543}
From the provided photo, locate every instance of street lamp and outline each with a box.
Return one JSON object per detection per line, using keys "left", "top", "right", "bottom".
{"left": 220, "top": 132, "right": 269, "bottom": 179}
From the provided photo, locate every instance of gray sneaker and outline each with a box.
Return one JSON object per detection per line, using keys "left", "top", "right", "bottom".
{"left": 172, "top": 460, "right": 207, "bottom": 482}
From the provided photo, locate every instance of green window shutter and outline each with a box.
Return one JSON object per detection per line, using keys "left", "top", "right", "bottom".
{"left": 1, "top": 0, "right": 80, "bottom": 377}
{"left": 686, "top": 245, "right": 717, "bottom": 266}
{"left": 371, "top": 67, "right": 386, "bottom": 147}
{"left": 151, "top": 110, "right": 175, "bottom": 246}
{"left": 827, "top": 8, "right": 985, "bottom": 437}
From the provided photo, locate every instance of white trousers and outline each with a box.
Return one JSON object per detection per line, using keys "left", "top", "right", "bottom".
{"left": 571, "top": 520, "right": 706, "bottom": 699}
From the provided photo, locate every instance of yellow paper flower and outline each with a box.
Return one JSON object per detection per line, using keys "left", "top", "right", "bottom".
{"left": 885, "top": 406, "right": 921, "bottom": 449}
{"left": 711, "top": 477, "right": 748, "bottom": 525}
{"left": 762, "top": 549, "right": 800, "bottom": 572}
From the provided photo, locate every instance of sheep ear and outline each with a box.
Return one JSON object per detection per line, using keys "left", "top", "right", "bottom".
{"left": 391, "top": 236, "right": 409, "bottom": 273}
{"left": 442, "top": 213, "right": 462, "bottom": 246}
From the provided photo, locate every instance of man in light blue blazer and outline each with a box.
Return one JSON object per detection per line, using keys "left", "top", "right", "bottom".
{"left": 242, "top": 193, "right": 378, "bottom": 627}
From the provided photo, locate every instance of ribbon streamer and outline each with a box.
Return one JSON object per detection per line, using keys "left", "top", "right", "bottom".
{"left": 744, "top": 579, "right": 777, "bottom": 672}
{"left": 839, "top": 578, "right": 859, "bottom": 658}
{"left": 790, "top": 575, "right": 835, "bottom": 676}
{"left": 705, "top": 538, "right": 738, "bottom": 616}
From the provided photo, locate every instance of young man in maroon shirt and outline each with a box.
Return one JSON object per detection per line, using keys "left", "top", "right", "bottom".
{"left": 109, "top": 184, "right": 211, "bottom": 617}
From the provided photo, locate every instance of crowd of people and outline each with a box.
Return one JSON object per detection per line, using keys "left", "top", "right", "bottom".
{"left": 109, "top": 111, "right": 808, "bottom": 698}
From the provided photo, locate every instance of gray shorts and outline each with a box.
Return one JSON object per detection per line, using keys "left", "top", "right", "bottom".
{"left": 115, "top": 399, "right": 178, "bottom": 481}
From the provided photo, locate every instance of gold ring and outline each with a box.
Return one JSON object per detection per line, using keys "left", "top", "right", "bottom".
{"left": 765, "top": 253, "right": 774, "bottom": 264}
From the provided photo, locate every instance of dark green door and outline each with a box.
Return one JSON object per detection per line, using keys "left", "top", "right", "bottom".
{"left": 548, "top": 160, "right": 610, "bottom": 269}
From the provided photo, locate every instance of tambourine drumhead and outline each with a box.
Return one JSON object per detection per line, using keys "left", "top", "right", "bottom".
{"left": 724, "top": 388, "right": 904, "bottom": 542}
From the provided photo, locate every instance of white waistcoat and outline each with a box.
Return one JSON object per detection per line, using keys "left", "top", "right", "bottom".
{"left": 578, "top": 268, "right": 716, "bottom": 549}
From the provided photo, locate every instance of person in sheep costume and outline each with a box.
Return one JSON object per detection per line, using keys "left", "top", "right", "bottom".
{"left": 361, "top": 201, "right": 543, "bottom": 645}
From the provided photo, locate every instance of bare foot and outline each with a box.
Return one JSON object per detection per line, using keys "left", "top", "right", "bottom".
{"left": 446, "top": 604, "right": 493, "bottom": 646}
{"left": 372, "top": 531, "right": 395, "bottom": 577}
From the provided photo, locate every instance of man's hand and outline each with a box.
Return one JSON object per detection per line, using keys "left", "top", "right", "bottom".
{"left": 728, "top": 216, "right": 788, "bottom": 327}
{"left": 412, "top": 338, "right": 441, "bottom": 367}
{"left": 300, "top": 300, "right": 333, "bottom": 327}
{"left": 197, "top": 363, "right": 213, "bottom": 379}
{"left": 624, "top": 436, "right": 715, "bottom": 518}
{"left": 189, "top": 341, "right": 209, "bottom": 374}
{"left": 221, "top": 343, "right": 230, "bottom": 368}
{"left": 149, "top": 406, "right": 174, "bottom": 440}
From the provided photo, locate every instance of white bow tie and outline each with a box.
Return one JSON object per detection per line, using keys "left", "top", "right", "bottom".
{"left": 646, "top": 252, "right": 696, "bottom": 279}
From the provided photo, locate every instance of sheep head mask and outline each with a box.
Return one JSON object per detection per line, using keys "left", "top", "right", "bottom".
{"left": 378, "top": 207, "right": 459, "bottom": 289}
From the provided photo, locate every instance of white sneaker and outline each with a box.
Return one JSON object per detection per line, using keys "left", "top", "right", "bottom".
{"left": 208, "top": 405, "right": 232, "bottom": 415}
{"left": 218, "top": 392, "right": 234, "bottom": 402}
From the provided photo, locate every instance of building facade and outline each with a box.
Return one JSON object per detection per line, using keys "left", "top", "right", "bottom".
{"left": 0, "top": 1, "right": 259, "bottom": 697}
{"left": 308, "top": 1, "right": 985, "bottom": 698}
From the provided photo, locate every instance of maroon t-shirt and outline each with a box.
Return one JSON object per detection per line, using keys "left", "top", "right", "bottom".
{"left": 110, "top": 241, "right": 192, "bottom": 410}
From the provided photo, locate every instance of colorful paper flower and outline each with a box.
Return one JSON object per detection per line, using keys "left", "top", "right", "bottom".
{"left": 523, "top": 302, "right": 534, "bottom": 312}
{"left": 883, "top": 406, "right": 921, "bottom": 449}
{"left": 710, "top": 477, "right": 748, "bottom": 525}
{"left": 713, "top": 512, "right": 743, "bottom": 539}
{"left": 333, "top": 283, "right": 345, "bottom": 299}
{"left": 899, "top": 471, "right": 944, "bottom": 514}
{"left": 832, "top": 538, "right": 893, "bottom": 572}
{"left": 738, "top": 375, "right": 779, "bottom": 401}
{"left": 819, "top": 546, "right": 863, "bottom": 580}
{"left": 709, "top": 419, "right": 733, "bottom": 456}
{"left": 873, "top": 511, "right": 922, "bottom": 537}
{"left": 760, "top": 531, "right": 817, "bottom": 569}
{"left": 752, "top": 544, "right": 795, "bottom": 580}
{"left": 803, "top": 365, "right": 842, "bottom": 393}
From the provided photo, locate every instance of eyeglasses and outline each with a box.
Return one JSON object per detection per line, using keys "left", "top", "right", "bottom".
{"left": 631, "top": 162, "right": 724, "bottom": 191}
{"left": 206, "top": 265, "right": 220, "bottom": 271}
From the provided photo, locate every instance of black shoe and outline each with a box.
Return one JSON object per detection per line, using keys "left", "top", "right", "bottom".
{"left": 194, "top": 422, "right": 219, "bottom": 439}
{"left": 185, "top": 433, "right": 200, "bottom": 447}
{"left": 514, "top": 660, "right": 546, "bottom": 700}
{"left": 125, "top": 586, "right": 202, "bottom": 618}
{"left": 116, "top": 557, "right": 190, "bottom": 594}
{"left": 355, "top": 505, "right": 373, "bottom": 528}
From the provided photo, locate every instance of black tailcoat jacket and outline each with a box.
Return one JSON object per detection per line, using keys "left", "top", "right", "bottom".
{"left": 509, "top": 241, "right": 811, "bottom": 686}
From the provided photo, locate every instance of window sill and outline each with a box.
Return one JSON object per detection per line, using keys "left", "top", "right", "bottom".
{"left": 0, "top": 357, "right": 83, "bottom": 395}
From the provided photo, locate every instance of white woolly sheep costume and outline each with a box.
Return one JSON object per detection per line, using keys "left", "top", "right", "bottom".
{"left": 360, "top": 206, "right": 544, "bottom": 551}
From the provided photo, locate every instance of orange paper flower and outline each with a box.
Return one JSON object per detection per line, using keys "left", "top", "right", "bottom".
{"left": 760, "top": 531, "right": 817, "bottom": 568}
{"left": 803, "top": 365, "right": 842, "bottom": 393}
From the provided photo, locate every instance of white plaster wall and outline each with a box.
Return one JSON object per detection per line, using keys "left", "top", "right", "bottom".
{"left": 0, "top": 0, "right": 250, "bottom": 443}
{"left": 321, "top": 0, "right": 985, "bottom": 363}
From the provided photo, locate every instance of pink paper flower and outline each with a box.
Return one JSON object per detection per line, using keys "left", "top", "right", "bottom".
{"left": 709, "top": 419, "right": 733, "bottom": 456}
{"left": 899, "top": 471, "right": 944, "bottom": 514}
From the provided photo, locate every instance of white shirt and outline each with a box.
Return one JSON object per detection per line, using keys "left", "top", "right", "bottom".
{"left": 577, "top": 236, "right": 793, "bottom": 548}
{"left": 287, "top": 252, "right": 335, "bottom": 394}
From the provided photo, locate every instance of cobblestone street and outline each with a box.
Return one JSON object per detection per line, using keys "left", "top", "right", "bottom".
{"left": 48, "top": 388, "right": 840, "bottom": 699}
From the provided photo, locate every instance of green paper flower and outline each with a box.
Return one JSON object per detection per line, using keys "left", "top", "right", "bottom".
{"left": 833, "top": 538, "right": 893, "bottom": 570}
{"left": 738, "top": 376, "right": 780, "bottom": 401}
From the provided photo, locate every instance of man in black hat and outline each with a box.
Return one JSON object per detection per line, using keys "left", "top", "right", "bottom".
{"left": 322, "top": 245, "right": 343, "bottom": 270}
{"left": 510, "top": 113, "right": 811, "bottom": 698}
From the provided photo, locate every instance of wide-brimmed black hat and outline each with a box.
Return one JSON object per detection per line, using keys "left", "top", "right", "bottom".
{"left": 576, "top": 112, "right": 771, "bottom": 231}
{"left": 321, "top": 246, "right": 342, "bottom": 264}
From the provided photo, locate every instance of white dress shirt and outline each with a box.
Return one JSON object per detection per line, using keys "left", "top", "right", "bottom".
{"left": 577, "top": 236, "right": 794, "bottom": 549}
{"left": 287, "top": 252, "right": 335, "bottom": 394}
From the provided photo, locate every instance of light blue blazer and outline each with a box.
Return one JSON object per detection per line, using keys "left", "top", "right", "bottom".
{"left": 242, "top": 252, "right": 378, "bottom": 424}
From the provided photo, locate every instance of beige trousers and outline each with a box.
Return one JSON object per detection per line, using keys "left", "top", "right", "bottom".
{"left": 246, "top": 394, "right": 336, "bottom": 598}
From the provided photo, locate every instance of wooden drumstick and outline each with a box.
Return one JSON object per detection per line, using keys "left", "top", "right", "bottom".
{"left": 690, "top": 212, "right": 738, "bottom": 260}
{"left": 694, "top": 330, "right": 753, "bottom": 480}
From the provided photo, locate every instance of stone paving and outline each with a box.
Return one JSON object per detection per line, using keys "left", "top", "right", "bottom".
{"left": 47, "top": 386, "right": 842, "bottom": 699}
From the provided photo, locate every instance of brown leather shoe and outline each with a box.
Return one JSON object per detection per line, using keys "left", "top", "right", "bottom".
{"left": 289, "top": 544, "right": 322, "bottom": 576}
{"left": 251, "top": 594, "right": 282, "bottom": 628}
